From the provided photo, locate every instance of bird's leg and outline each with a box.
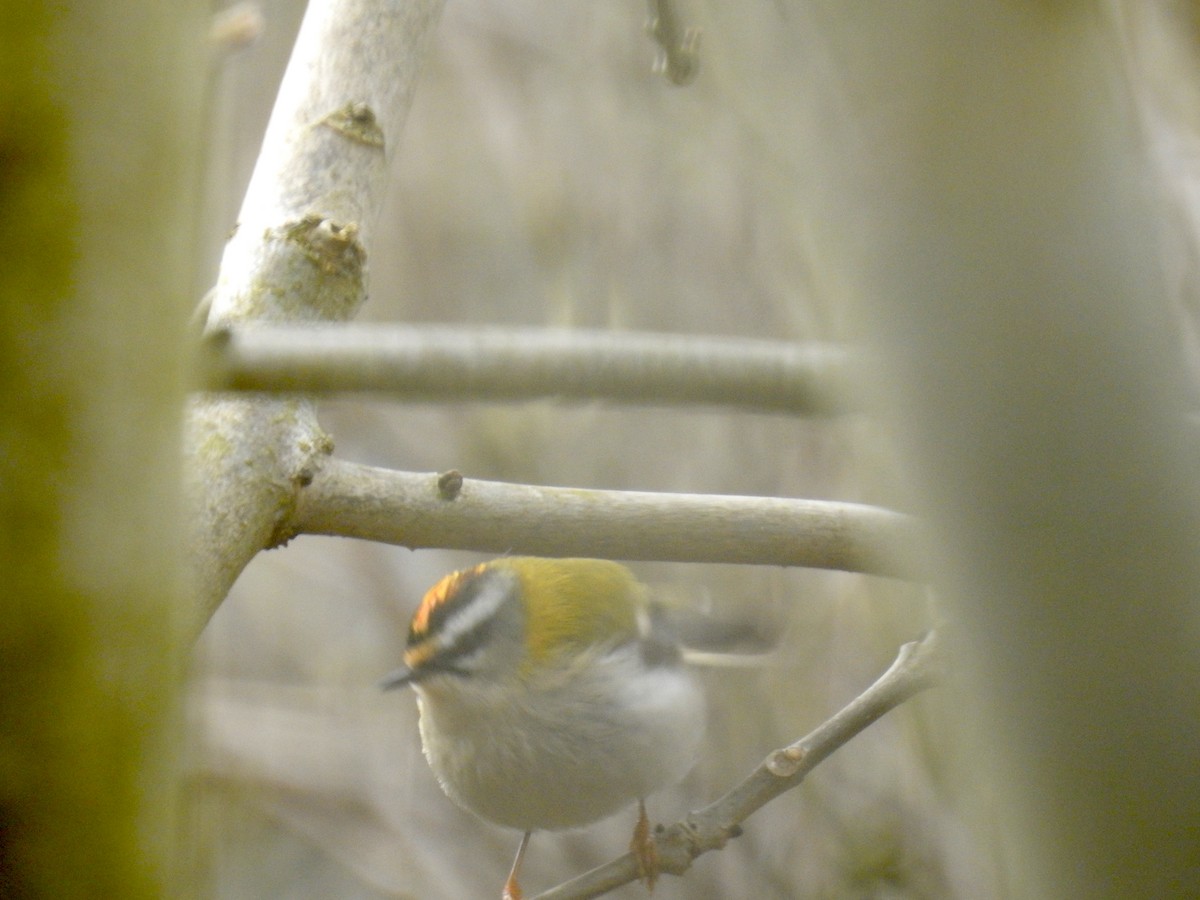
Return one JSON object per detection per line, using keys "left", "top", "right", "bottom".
{"left": 502, "top": 831, "right": 532, "bottom": 900}
{"left": 629, "top": 799, "right": 660, "bottom": 892}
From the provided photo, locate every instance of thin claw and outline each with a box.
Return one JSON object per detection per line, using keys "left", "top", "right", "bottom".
{"left": 630, "top": 800, "right": 660, "bottom": 892}
{"left": 503, "top": 831, "right": 531, "bottom": 900}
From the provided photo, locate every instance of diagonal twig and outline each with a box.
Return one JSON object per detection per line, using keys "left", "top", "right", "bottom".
{"left": 534, "top": 631, "right": 946, "bottom": 899}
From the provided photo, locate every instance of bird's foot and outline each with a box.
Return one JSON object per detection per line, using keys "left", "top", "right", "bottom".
{"left": 630, "top": 800, "right": 660, "bottom": 892}
{"left": 502, "top": 831, "right": 531, "bottom": 900}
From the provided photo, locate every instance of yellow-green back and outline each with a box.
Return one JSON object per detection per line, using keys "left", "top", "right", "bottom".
{"left": 496, "top": 557, "right": 642, "bottom": 671}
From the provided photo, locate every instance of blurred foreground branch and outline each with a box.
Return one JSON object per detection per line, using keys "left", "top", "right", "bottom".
{"left": 202, "top": 324, "right": 855, "bottom": 415}
{"left": 536, "top": 631, "right": 945, "bottom": 899}
{"left": 293, "top": 459, "right": 917, "bottom": 577}
{"left": 804, "top": 4, "right": 1200, "bottom": 894}
{"left": 3, "top": 3, "right": 206, "bottom": 893}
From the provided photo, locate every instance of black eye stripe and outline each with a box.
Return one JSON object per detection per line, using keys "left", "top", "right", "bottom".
{"left": 416, "top": 657, "right": 471, "bottom": 680}
{"left": 427, "top": 615, "right": 495, "bottom": 671}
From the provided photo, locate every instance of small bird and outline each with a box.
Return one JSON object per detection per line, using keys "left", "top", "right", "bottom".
{"left": 381, "top": 557, "right": 705, "bottom": 899}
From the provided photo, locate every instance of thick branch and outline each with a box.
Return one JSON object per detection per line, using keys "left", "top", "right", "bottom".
{"left": 202, "top": 324, "right": 855, "bottom": 415}
{"left": 187, "top": 0, "right": 445, "bottom": 629}
{"left": 535, "top": 632, "right": 945, "bottom": 899}
{"left": 293, "top": 459, "right": 918, "bottom": 577}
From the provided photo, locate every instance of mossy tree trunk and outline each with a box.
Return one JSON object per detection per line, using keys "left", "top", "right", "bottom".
{"left": 0, "top": 3, "right": 206, "bottom": 895}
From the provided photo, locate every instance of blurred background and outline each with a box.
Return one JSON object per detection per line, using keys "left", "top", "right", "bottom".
{"left": 191, "top": 2, "right": 1200, "bottom": 897}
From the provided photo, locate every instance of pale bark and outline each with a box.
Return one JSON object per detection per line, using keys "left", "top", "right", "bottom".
{"left": 188, "top": 0, "right": 446, "bottom": 628}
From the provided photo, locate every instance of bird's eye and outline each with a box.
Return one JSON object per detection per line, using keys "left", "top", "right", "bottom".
{"left": 425, "top": 657, "right": 473, "bottom": 679}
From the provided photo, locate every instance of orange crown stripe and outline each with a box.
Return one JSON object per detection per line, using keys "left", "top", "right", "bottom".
{"left": 410, "top": 571, "right": 460, "bottom": 635}
{"left": 409, "top": 563, "right": 488, "bottom": 637}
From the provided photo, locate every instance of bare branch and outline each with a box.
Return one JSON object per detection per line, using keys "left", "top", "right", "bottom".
{"left": 534, "top": 632, "right": 946, "bottom": 899}
{"left": 186, "top": 0, "right": 445, "bottom": 628}
{"left": 201, "top": 324, "right": 856, "bottom": 415}
{"left": 293, "top": 459, "right": 918, "bottom": 577}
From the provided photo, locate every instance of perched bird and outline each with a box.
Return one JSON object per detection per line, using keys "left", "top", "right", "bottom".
{"left": 381, "top": 557, "right": 706, "bottom": 899}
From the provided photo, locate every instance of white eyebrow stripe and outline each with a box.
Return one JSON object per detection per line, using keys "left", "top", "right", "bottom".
{"left": 438, "top": 568, "right": 517, "bottom": 649}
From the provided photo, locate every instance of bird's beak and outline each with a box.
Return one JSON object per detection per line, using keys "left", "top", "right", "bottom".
{"left": 378, "top": 665, "right": 417, "bottom": 690}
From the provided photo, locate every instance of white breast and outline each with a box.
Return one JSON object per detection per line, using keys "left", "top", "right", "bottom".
{"left": 414, "top": 642, "right": 705, "bottom": 831}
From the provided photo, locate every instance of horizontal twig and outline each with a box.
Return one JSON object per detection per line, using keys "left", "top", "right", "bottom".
{"left": 293, "top": 459, "right": 917, "bottom": 577}
{"left": 200, "top": 324, "right": 857, "bottom": 416}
